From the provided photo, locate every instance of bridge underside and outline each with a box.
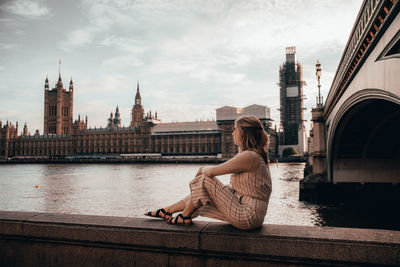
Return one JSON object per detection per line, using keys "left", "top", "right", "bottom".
{"left": 332, "top": 99, "right": 400, "bottom": 183}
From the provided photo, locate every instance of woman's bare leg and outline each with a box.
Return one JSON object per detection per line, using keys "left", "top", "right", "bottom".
{"left": 146, "top": 197, "right": 188, "bottom": 218}
{"left": 168, "top": 196, "right": 196, "bottom": 224}
{"left": 182, "top": 199, "right": 195, "bottom": 218}
{"left": 164, "top": 199, "right": 187, "bottom": 213}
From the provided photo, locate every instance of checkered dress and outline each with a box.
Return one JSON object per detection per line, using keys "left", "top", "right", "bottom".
{"left": 184, "top": 154, "right": 271, "bottom": 230}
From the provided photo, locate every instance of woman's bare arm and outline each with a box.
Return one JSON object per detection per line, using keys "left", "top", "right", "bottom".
{"left": 201, "top": 151, "right": 260, "bottom": 177}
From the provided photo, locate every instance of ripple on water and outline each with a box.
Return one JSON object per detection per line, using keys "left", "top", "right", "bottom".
{"left": 1, "top": 163, "right": 399, "bottom": 230}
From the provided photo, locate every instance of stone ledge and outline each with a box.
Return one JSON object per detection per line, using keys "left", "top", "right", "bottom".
{"left": 0, "top": 211, "right": 399, "bottom": 266}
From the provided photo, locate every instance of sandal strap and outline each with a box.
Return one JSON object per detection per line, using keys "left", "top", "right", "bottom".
{"left": 182, "top": 215, "right": 192, "bottom": 221}
{"left": 170, "top": 213, "right": 192, "bottom": 224}
{"left": 146, "top": 208, "right": 172, "bottom": 218}
{"left": 175, "top": 213, "right": 183, "bottom": 224}
{"left": 156, "top": 208, "right": 172, "bottom": 217}
{"left": 154, "top": 209, "right": 163, "bottom": 217}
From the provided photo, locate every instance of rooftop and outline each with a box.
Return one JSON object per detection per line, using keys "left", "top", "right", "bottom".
{"left": 152, "top": 121, "right": 218, "bottom": 134}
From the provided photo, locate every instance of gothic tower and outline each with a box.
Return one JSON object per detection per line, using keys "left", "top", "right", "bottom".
{"left": 130, "top": 81, "right": 144, "bottom": 127}
{"left": 278, "top": 46, "right": 305, "bottom": 145}
{"left": 43, "top": 64, "right": 73, "bottom": 135}
{"left": 113, "top": 106, "right": 121, "bottom": 127}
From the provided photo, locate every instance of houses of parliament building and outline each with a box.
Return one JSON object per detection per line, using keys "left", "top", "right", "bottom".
{"left": 0, "top": 71, "right": 277, "bottom": 161}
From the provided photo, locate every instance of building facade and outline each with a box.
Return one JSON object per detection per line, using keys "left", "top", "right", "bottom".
{"left": 44, "top": 74, "right": 74, "bottom": 135}
{"left": 0, "top": 74, "right": 277, "bottom": 161}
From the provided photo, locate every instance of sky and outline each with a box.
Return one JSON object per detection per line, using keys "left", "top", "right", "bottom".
{"left": 0, "top": 0, "right": 363, "bottom": 133}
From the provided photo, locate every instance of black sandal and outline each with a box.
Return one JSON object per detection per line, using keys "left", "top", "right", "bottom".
{"left": 167, "top": 213, "right": 193, "bottom": 225}
{"left": 144, "top": 208, "right": 172, "bottom": 220}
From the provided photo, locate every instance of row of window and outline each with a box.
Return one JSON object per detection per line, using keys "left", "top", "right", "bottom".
{"left": 48, "top": 106, "right": 70, "bottom": 117}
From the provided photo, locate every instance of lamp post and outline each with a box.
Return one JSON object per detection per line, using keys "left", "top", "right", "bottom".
{"left": 316, "top": 60, "right": 323, "bottom": 107}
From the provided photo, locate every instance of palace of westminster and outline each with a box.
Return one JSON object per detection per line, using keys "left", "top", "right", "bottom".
{"left": 0, "top": 48, "right": 309, "bottom": 161}
{"left": 0, "top": 72, "right": 279, "bottom": 161}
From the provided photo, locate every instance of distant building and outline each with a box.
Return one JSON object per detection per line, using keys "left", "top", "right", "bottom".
{"left": 0, "top": 71, "right": 278, "bottom": 161}
{"left": 131, "top": 82, "right": 145, "bottom": 127}
{"left": 216, "top": 105, "right": 276, "bottom": 159}
{"left": 43, "top": 74, "right": 73, "bottom": 135}
{"left": 278, "top": 46, "right": 307, "bottom": 156}
{"left": 107, "top": 106, "right": 121, "bottom": 128}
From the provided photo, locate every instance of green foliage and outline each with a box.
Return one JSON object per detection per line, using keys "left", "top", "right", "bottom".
{"left": 282, "top": 147, "right": 298, "bottom": 157}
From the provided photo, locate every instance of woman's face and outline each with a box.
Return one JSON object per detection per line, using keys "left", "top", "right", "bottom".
{"left": 232, "top": 124, "right": 242, "bottom": 146}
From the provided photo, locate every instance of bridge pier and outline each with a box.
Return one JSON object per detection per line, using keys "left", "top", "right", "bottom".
{"left": 300, "top": 106, "right": 328, "bottom": 201}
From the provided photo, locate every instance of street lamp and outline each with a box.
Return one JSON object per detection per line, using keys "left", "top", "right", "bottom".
{"left": 315, "top": 60, "right": 323, "bottom": 107}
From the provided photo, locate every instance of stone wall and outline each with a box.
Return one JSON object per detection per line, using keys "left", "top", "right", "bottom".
{"left": 0, "top": 211, "right": 399, "bottom": 266}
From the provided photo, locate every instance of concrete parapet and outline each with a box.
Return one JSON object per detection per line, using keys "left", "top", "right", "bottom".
{"left": 0, "top": 211, "right": 399, "bottom": 266}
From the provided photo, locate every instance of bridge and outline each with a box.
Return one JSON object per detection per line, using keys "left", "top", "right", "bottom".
{"left": 302, "top": 0, "right": 400, "bottom": 200}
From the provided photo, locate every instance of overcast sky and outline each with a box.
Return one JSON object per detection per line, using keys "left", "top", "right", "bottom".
{"left": 0, "top": 0, "right": 363, "bottom": 133}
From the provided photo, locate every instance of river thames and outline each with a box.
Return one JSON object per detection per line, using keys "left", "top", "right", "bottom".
{"left": 0, "top": 162, "right": 398, "bottom": 230}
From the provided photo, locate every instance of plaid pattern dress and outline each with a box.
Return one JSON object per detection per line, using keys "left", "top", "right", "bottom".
{"left": 184, "top": 154, "right": 271, "bottom": 230}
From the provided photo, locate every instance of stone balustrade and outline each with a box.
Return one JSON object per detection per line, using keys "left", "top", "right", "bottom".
{"left": 0, "top": 211, "right": 399, "bottom": 266}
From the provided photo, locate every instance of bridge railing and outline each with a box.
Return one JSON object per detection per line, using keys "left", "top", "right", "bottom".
{"left": 325, "top": 0, "right": 398, "bottom": 120}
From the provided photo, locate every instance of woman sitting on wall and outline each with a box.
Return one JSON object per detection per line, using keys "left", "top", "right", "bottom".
{"left": 145, "top": 115, "right": 272, "bottom": 230}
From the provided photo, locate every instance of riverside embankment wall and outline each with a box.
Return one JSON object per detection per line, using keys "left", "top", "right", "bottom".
{"left": 0, "top": 211, "right": 399, "bottom": 266}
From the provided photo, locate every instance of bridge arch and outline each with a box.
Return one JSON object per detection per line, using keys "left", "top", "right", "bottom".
{"left": 327, "top": 89, "right": 400, "bottom": 183}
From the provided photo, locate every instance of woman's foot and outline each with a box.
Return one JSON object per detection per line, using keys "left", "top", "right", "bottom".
{"left": 167, "top": 213, "right": 193, "bottom": 225}
{"left": 144, "top": 208, "right": 172, "bottom": 220}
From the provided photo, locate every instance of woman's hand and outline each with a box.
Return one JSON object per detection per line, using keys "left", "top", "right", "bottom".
{"left": 202, "top": 167, "right": 214, "bottom": 177}
{"left": 195, "top": 166, "right": 214, "bottom": 177}
{"left": 195, "top": 167, "right": 203, "bottom": 177}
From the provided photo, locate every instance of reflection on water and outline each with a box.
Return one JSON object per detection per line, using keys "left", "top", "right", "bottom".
{"left": 0, "top": 163, "right": 398, "bottom": 230}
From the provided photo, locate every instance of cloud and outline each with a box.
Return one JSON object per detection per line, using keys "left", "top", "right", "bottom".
{"left": 189, "top": 69, "right": 245, "bottom": 84}
{"left": 0, "top": 0, "right": 51, "bottom": 18}
{"left": 2, "top": 0, "right": 365, "bottom": 133}
{"left": 0, "top": 42, "right": 20, "bottom": 50}
{"left": 75, "top": 74, "right": 131, "bottom": 95}
{"left": 60, "top": 29, "right": 94, "bottom": 51}
{"left": 100, "top": 36, "right": 147, "bottom": 53}
{"left": 102, "top": 55, "right": 144, "bottom": 71}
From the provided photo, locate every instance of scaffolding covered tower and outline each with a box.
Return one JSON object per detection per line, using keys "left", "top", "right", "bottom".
{"left": 279, "top": 46, "right": 305, "bottom": 146}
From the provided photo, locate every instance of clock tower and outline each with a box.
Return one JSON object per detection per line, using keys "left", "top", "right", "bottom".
{"left": 130, "top": 81, "right": 144, "bottom": 127}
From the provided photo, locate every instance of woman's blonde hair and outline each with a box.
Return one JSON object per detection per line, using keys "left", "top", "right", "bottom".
{"left": 235, "top": 116, "right": 269, "bottom": 163}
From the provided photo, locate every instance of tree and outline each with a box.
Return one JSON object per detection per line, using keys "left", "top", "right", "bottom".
{"left": 282, "top": 147, "right": 298, "bottom": 157}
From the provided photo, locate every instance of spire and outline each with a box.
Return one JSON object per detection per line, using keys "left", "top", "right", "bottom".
{"left": 108, "top": 112, "right": 113, "bottom": 128}
{"left": 23, "top": 123, "right": 28, "bottom": 136}
{"left": 135, "top": 81, "right": 141, "bottom": 106}
{"left": 69, "top": 77, "right": 73, "bottom": 91}
{"left": 113, "top": 106, "right": 121, "bottom": 128}
{"left": 45, "top": 75, "right": 49, "bottom": 90}
{"left": 57, "top": 73, "right": 63, "bottom": 88}
{"left": 57, "top": 60, "right": 63, "bottom": 88}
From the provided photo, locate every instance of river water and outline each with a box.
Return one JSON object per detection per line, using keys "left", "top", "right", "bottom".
{"left": 0, "top": 163, "right": 398, "bottom": 230}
